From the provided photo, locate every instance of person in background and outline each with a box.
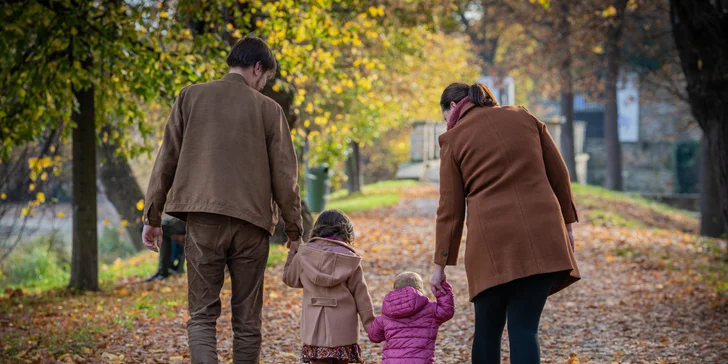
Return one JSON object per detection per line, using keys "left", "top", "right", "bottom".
{"left": 144, "top": 215, "right": 186, "bottom": 281}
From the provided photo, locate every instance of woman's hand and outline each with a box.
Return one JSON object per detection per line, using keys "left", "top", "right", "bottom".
{"left": 566, "top": 223, "right": 575, "bottom": 252}
{"left": 430, "top": 264, "right": 447, "bottom": 296}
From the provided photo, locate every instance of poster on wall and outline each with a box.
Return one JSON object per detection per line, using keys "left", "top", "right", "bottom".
{"left": 617, "top": 73, "right": 639, "bottom": 142}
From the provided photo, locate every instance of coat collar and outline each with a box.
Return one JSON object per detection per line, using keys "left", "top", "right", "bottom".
{"left": 458, "top": 102, "right": 478, "bottom": 121}
{"left": 222, "top": 72, "right": 250, "bottom": 86}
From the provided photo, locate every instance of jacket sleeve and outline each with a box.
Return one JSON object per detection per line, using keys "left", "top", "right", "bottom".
{"left": 144, "top": 88, "right": 186, "bottom": 227}
{"left": 434, "top": 138, "right": 466, "bottom": 266}
{"left": 434, "top": 281, "right": 455, "bottom": 324}
{"left": 532, "top": 111, "right": 579, "bottom": 224}
{"left": 367, "top": 315, "right": 385, "bottom": 343}
{"left": 282, "top": 241, "right": 303, "bottom": 288}
{"left": 347, "top": 265, "right": 375, "bottom": 331}
{"left": 265, "top": 103, "right": 304, "bottom": 241}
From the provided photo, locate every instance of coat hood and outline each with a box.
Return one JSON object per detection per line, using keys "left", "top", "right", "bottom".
{"left": 382, "top": 287, "right": 430, "bottom": 319}
{"left": 297, "top": 238, "right": 361, "bottom": 287}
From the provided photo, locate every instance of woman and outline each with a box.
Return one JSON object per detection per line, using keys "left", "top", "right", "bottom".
{"left": 429, "top": 82, "right": 581, "bottom": 363}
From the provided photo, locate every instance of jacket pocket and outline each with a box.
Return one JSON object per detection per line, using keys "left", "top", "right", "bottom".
{"left": 311, "top": 297, "right": 338, "bottom": 307}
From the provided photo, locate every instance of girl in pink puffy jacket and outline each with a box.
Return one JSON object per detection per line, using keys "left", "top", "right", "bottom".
{"left": 368, "top": 272, "right": 455, "bottom": 363}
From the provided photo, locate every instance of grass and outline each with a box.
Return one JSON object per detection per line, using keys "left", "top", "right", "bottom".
{"left": 587, "top": 209, "right": 647, "bottom": 229}
{"left": 327, "top": 180, "right": 422, "bottom": 213}
{"left": 267, "top": 244, "right": 288, "bottom": 266}
{"left": 1, "top": 241, "right": 290, "bottom": 295}
{"left": 571, "top": 183, "right": 698, "bottom": 232}
{"left": 572, "top": 183, "right": 694, "bottom": 218}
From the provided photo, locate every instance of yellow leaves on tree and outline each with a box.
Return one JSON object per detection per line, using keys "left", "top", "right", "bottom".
{"left": 602, "top": 5, "right": 617, "bottom": 17}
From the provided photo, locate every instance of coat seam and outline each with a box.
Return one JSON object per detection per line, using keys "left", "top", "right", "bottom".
{"left": 473, "top": 199, "right": 498, "bottom": 281}
{"left": 482, "top": 114, "right": 540, "bottom": 271}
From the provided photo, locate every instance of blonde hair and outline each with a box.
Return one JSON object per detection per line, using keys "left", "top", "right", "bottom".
{"left": 393, "top": 272, "right": 425, "bottom": 294}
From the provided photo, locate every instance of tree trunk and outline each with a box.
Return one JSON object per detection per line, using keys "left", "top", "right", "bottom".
{"left": 69, "top": 59, "right": 99, "bottom": 291}
{"left": 703, "top": 124, "right": 728, "bottom": 238}
{"left": 346, "top": 141, "right": 362, "bottom": 194}
{"left": 558, "top": 0, "right": 576, "bottom": 181}
{"left": 603, "top": 0, "right": 628, "bottom": 191}
{"left": 671, "top": 0, "right": 728, "bottom": 241}
{"left": 98, "top": 129, "right": 144, "bottom": 251}
{"left": 701, "top": 135, "right": 726, "bottom": 237}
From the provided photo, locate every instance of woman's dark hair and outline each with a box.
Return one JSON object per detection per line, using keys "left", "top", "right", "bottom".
{"left": 310, "top": 209, "right": 355, "bottom": 244}
{"left": 226, "top": 35, "right": 277, "bottom": 71}
{"left": 440, "top": 82, "right": 499, "bottom": 111}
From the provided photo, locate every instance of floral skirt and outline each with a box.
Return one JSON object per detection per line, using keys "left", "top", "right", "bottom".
{"left": 301, "top": 344, "right": 362, "bottom": 363}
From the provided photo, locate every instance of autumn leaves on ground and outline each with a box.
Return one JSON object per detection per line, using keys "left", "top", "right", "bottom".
{"left": 1, "top": 184, "right": 726, "bottom": 363}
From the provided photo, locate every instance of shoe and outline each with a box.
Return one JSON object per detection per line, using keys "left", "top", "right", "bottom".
{"left": 170, "top": 264, "right": 185, "bottom": 275}
{"left": 144, "top": 272, "right": 168, "bottom": 282}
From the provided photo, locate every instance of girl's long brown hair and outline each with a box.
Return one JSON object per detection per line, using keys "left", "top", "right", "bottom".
{"left": 310, "top": 209, "right": 355, "bottom": 244}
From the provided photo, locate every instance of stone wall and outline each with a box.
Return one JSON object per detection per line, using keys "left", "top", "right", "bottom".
{"left": 585, "top": 139, "right": 676, "bottom": 193}
{"left": 583, "top": 74, "right": 701, "bottom": 193}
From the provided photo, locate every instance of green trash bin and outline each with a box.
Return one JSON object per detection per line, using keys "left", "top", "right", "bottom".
{"left": 306, "top": 165, "right": 329, "bottom": 213}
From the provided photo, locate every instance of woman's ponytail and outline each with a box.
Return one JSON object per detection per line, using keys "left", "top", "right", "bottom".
{"left": 469, "top": 83, "right": 498, "bottom": 107}
{"left": 441, "top": 81, "right": 500, "bottom": 131}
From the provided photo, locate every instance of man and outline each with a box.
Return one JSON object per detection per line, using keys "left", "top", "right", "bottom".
{"left": 142, "top": 36, "right": 303, "bottom": 363}
{"left": 144, "top": 215, "right": 186, "bottom": 281}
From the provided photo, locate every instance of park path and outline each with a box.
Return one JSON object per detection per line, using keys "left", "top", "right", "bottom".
{"left": 2, "top": 186, "right": 726, "bottom": 363}
{"left": 255, "top": 187, "right": 728, "bottom": 363}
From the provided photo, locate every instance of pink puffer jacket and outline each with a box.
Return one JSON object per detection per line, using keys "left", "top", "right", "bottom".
{"left": 368, "top": 282, "right": 454, "bottom": 363}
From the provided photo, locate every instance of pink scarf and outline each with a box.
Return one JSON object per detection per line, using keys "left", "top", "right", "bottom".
{"left": 446, "top": 97, "right": 470, "bottom": 131}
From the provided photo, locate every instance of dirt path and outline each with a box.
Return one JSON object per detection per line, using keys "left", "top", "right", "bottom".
{"left": 264, "top": 193, "right": 727, "bottom": 363}
{"left": 1, "top": 190, "right": 726, "bottom": 363}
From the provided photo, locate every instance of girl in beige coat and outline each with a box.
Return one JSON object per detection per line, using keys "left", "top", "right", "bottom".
{"left": 283, "top": 210, "right": 375, "bottom": 364}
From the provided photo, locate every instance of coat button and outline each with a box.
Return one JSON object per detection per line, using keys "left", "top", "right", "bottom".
{"left": 442, "top": 252, "right": 448, "bottom": 257}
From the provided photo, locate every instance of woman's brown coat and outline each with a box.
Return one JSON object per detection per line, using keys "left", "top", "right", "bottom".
{"left": 435, "top": 103, "right": 581, "bottom": 300}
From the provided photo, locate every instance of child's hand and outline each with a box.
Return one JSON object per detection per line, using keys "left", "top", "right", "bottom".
{"left": 286, "top": 238, "right": 303, "bottom": 251}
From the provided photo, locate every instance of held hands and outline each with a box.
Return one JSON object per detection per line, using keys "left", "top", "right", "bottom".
{"left": 430, "top": 264, "right": 447, "bottom": 296}
{"left": 286, "top": 237, "right": 304, "bottom": 251}
{"left": 142, "top": 225, "right": 163, "bottom": 253}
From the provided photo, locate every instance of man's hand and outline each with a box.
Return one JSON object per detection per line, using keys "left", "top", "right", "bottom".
{"left": 430, "top": 264, "right": 447, "bottom": 296}
{"left": 142, "top": 225, "right": 163, "bottom": 252}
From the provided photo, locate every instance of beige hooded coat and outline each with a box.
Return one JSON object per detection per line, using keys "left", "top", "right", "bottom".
{"left": 282, "top": 238, "right": 375, "bottom": 348}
